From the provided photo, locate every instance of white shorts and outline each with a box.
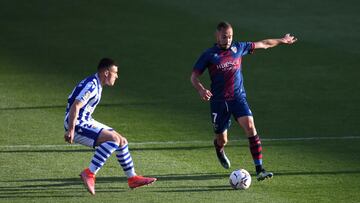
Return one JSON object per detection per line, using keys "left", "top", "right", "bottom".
{"left": 64, "top": 119, "right": 113, "bottom": 148}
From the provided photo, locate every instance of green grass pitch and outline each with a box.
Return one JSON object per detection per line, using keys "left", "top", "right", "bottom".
{"left": 0, "top": 0, "right": 359, "bottom": 202}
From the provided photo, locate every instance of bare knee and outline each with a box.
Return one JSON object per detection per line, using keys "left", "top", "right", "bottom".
{"left": 118, "top": 135, "right": 128, "bottom": 147}
{"left": 244, "top": 124, "right": 257, "bottom": 136}
{"left": 244, "top": 123, "right": 257, "bottom": 137}
{"left": 112, "top": 132, "right": 128, "bottom": 146}
{"left": 97, "top": 130, "right": 128, "bottom": 146}
{"left": 238, "top": 117, "right": 257, "bottom": 137}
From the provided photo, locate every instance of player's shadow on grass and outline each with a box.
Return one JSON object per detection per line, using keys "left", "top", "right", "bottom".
{"left": 0, "top": 176, "right": 129, "bottom": 199}
{"left": 0, "top": 174, "right": 233, "bottom": 198}
{"left": 1, "top": 169, "right": 360, "bottom": 198}
{"left": 275, "top": 170, "right": 360, "bottom": 176}
{"left": 1, "top": 173, "right": 225, "bottom": 187}
{"left": 158, "top": 187, "right": 233, "bottom": 192}
{"left": 155, "top": 185, "right": 234, "bottom": 192}
{"left": 153, "top": 173, "right": 228, "bottom": 181}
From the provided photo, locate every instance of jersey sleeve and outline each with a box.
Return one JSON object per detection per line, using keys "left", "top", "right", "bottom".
{"left": 238, "top": 42, "right": 255, "bottom": 56}
{"left": 75, "top": 81, "right": 97, "bottom": 104}
{"left": 193, "top": 51, "right": 209, "bottom": 75}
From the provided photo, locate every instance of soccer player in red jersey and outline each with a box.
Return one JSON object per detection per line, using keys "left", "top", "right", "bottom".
{"left": 191, "top": 22, "right": 297, "bottom": 180}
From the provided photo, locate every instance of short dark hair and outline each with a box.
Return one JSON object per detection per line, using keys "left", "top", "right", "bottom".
{"left": 216, "top": 21, "right": 232, "bottom": 31}
{"left": 97, "top": 58, "right": 116, "bottom": 71}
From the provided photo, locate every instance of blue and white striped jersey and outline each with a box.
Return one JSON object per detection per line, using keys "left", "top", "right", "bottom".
{"left": 64, "top": 73, "right": 102, "bottom": 128}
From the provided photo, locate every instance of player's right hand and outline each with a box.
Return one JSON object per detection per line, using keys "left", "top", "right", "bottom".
{"left": 64, "top": 130, "right": 75, "bottom": 144}
{"left": 199, "top": 89, "right": 213, "bottom": 101}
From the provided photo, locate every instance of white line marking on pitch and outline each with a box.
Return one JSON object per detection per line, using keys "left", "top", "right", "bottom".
{"left": 0, "top": 136, "right": 359, "bottom": 149}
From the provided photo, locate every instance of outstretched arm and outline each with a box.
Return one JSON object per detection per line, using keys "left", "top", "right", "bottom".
{"left": 254, "top": 33, "right": 297, "bottom": 49}
{"left": 190, "top": 71, "right": 213, "bottom": 101}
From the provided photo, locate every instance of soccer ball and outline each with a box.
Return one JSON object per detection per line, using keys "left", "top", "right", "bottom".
{"left": 229, "top": 169, "right": 252, "bottom": 190}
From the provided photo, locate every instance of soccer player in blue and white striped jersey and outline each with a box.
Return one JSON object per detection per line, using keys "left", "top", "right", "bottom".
{"left": 64, "top": 58, "right": 156, "bottom": 195}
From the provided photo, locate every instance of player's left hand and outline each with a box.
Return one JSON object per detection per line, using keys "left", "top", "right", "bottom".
{"left": 282, "top": 33, "right": 297, "bottom": 44}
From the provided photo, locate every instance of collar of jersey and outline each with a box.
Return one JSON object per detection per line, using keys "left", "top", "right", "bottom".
{"left": 214, "top": 43, "right": 234, "bottom": 51}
